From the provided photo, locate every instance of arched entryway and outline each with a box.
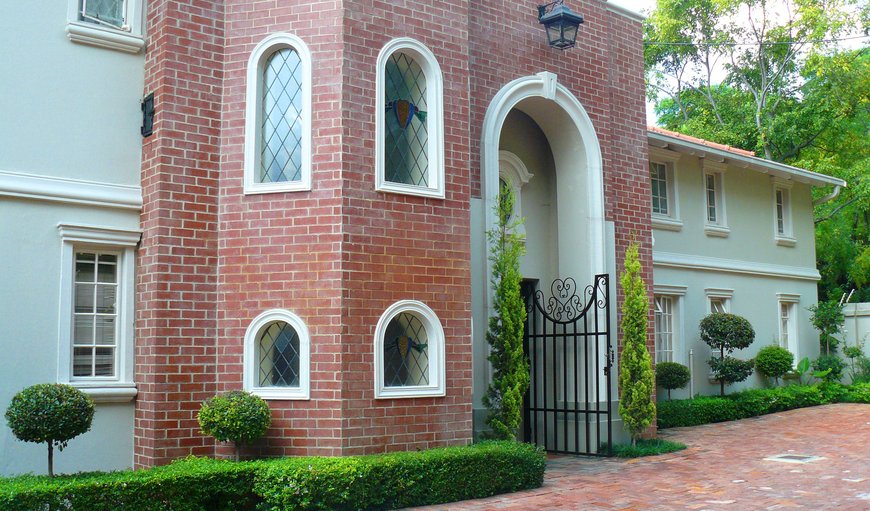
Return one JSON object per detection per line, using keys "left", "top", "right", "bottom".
{"left": 471, "top": 72, "right": 613, "bottom": 454}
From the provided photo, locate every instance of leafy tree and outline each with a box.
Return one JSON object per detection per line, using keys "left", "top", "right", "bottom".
{"left": 618, "top": 243, "right": 656, "bottom": 445}
{"left": 483, "top": 185, "right": 529, "bottom": 440}
{"left": 755, "top": 345, "right": 795, "bottom": 385}
{"left": 655, "top": 361, "right": 691, "bottom": 400}
{"left": 198, "top": 390, "right": 271, "bottom": 461}
{"left": 5, "top": 384, "right": 95, "bottom": 476}
{"left": 700, "top": 313, "right": 756, "bottom": 395}
{"left": 809, "top": 299, "right": 845, "bottom": 354}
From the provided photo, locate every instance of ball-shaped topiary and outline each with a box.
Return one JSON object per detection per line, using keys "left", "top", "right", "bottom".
{"left": 5, "top": 383, "right": 95, "bottom": 476}
{"left": 755, "top": 345, "right": 794, "bottom": 385}
{"left": 700, "top": 313, "right": 755, "bottom": 395}
{"left": 655, "top": 362, "right": 691, "bottom": 400}
{"left": 198, "top": 390, "right": 271, "bottom": 460}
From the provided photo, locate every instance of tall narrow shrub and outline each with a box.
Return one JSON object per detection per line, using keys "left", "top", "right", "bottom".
{"left": 618, "top": 243, "right": 656, "bottom": 445}
{"left": 484, "top": 185, "right": 529, "bottom": 440}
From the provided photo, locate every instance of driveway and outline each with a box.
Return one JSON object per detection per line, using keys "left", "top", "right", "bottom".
{"left": 409, "top": 403, "right": 870, "bottom": 510}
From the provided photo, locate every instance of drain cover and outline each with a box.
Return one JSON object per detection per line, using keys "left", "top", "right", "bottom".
{"left": 764, "top": 454, "right": 825, "bottom": 464}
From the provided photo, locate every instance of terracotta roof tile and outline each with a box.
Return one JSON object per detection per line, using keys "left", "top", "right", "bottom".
{"left": 648, "top": 126, "right": 757, "bottom": 157}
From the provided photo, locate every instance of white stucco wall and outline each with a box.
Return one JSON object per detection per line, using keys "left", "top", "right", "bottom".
{"left": 652, "top": 151, "right": 822, "bottom": 398}
{"left": 843, "top": 303, "right": 870, "bottom": 354}
{"left": 0, "top": 1, "right": 144, "bottom": 476}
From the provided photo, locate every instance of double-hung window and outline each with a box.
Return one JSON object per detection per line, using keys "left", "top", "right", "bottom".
{"left": 777, "top": 294, "right": 800, "bottom": 356}
{"left": 654, "top": 295, "right": 675, "bottom": 363}
{"left": 649, "top": 148, "right": 682, "bottom": 231}
{"left": 773, "top": 179, "right": 795, "bottom": 246}
{"left": 66, "top": 0, "right": 145, "bottom": 53}
{"left": 703, "top": 162, "right": 728, "bottom": 237}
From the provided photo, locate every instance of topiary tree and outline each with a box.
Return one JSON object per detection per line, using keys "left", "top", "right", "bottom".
{"left": 809, "top": 300, "right": 845, "bottom": 355}
{"left": 618, "top": 242, "right": 656, "bottom": 446}
{"left": 812, "top": 354, "right": 845, "bottom": 382}
{"left": 700, "top": 313, "right": 755, "bottom": 396}
{"left": 755, "top": 345, "right": 794, "bottom": 386}
{"left": 655, "top": 362, "right": 690, "bottom": 400}
{"left": 198, "top": 390, "right": 271, "bottom": 461}
{"left": 5, "top": 383, "right": 95, "bottom": 476}
{"left": 483, "top": 185, "right": 529, "bottom": 440}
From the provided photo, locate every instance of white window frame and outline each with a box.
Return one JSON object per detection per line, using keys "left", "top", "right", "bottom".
{"left": 653, "top": 285, "right": 687, "bottom": 365}
{"left": 374, "top": 300, "right": 445, "bottom": 399}
{"left": 57, "top": 224, "right": 139, "bottom": 402}
{"left": 649, "top": 147, "right": 682, "bottom": 231}
{"left": 244, "top": 33, "right": 313, "bottom": 195}
{"left": 773, "top": 178, "right": 796, "bottom": 247}
{"left": 777, "top": 293, "right": 800, "bottom": 357}
{"left": 375, "top": 38, "right": 445, "bottom": 199}
{"left": 705, "top": 288, "right": 733, "bottom": 378}
{"left": 66, "top": 0, "right": 145, "bottom": 53}
{"left": 702, "top": 161, "right": 729, "bottom": 237}
{"left": 654, "top": 296, "right": 675, "bottom": 363}
{"left": 243, "top": 309, "right": 311, "bottom": 400}
{"left": 498, "top": 150, "right": 533, "bottom": 238}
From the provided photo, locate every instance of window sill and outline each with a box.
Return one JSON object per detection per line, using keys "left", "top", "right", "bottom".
{"left": 376, "top": 181, "right": 445, "bottom": 200}
{"left": 69, "top": 382, "right": 138, "bottom": 403}
{"left": 249, "top": 387, "right": 310, "bottom": 401}
{"left": 652, "top": 216, "right": 683, "bottom": 232}
{"left": 776, "top": 236, "right": 797, "bottom": 247}
{"left": 704, "top": 225, "right": 730, "bottom": 238}
{"left": 66, "top": 22, "right": 144, "bottom": 54}
{"left": 375, "top": 386, "right": 445, "bottom": 399}
{"left": 243, "top": 180, "right": 311, "bottom": 195}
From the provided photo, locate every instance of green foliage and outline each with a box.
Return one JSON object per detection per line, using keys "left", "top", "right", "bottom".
{"left": 755, "top": 345, "right": 795, "bottom": 384}
{"left": 655, "top": 362, "right": 691, "bottom": 400}
{"left": 5, "top": 384, "right": 95, "bottom": 477}
{"left": 0, "top": 442, "right": 546, "bottom": 511}
{"left": 609, "top": 439, "right": 687, "bottom": 458}
{"left": 618, "top": 243, "right": 656, "bottom": 443}
{"left": 198, "top": 391, "right": 271, "bottom": 460}
{"left": 700, "top": 313, "right": 755, "bottom": 395}
{"left": 657, "top": 382, "right": 869, "bottom": 429}
{"left": 484, "top": 185, "right": 529, "bottom": 440}
{"left": 809, "top": 300, "right": 846, "bottom": 354}
{"left": 842, "top": 344, "right": 870, "bottom": 383}
{"left": 812, "top": 355, "right": 845, "bottom": 382}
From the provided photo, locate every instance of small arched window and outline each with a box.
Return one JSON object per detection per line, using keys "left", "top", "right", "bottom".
{"left": 376, "top": 38, "right": 444, "bottom": 199}
{"left": 244, "top": 33, "right": 312, "bottom": 194}
{"left": 374, "top": 300, "right": 445, "bottom": 398}
{"left": 244, "top": 309, "right": 310, "bottom": 400}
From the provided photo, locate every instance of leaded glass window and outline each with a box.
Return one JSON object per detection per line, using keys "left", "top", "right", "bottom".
{"left": 650, "top": 162, "right": 669, "bottom": 215}
{"left": 384, "top": 52, "right": 428, "bottom": 187}
{"left": 383, "top": 312, "right": 430, "bottom": 387}
{"left": 80, "top": 0, "right": 126, "bottom": 29}
{"left": 73, "top": 251, "right": 117, "bottom": 377}
{"left": 257, "top": 321, "right": 300, "bottom": 387}
{"left": 260, "top": 48, "right": 303, "bottom": 184}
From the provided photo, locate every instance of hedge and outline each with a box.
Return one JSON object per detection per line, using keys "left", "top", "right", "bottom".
{"left": 0, "top": 441, "right": 544, "bottom": 511}
{"left": 658, "top": 383, "right": 870, "bottom": 429}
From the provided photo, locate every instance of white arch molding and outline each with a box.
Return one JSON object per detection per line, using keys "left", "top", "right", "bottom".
{"left": 481, "top": 72, "right": 606, "bottom": 288}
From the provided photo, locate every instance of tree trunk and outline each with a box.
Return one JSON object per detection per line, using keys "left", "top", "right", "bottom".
{"left": 47, "top": 442, "right": 54, "bottom": 477}
{"left": 235, "top": 443, "right": 241, "bottom": 462}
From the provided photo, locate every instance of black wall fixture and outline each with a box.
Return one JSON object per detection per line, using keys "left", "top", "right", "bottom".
{"left": 141, "top": 93, "right": 154, "bottom": 137}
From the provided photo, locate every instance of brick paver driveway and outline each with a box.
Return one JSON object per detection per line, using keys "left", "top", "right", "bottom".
{"left": 410, "top": 403, "right": 870, "bottom": 510}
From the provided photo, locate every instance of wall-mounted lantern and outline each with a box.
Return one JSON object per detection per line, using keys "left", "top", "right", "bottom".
{"left": 537, "top": 0, "right": 584, "bottom": 50}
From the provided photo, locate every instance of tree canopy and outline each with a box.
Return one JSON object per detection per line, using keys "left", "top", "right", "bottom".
{"left": 645, "top": 0, "right": 869, "bottom": 301}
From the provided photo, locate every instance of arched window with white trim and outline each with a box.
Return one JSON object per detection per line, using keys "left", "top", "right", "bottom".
{"left": 244, "top": 309, "right": 310, "bottom": 400}
{"left": 244, "top": 33, "right": 312, "bottom": 194}
{"left": 374, "top": 300, "right": 445, "bottom": 398}
{"left": 376, "top": 38, "right": 444, "bottom": 199}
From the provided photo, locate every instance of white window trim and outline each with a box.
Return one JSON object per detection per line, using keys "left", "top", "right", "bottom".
{"left": 57, "top": 224, "right": 140, "bottom": 403}
{"left": 244, "top": 33, "right": 313, "bottom": 195}
{"left": 243, "top": 309, "right": 311, "bottom": 400}
{"left": 777, "top": 293, "right": 800, "bottom": 357}
{"left": 773, "top": 178, "right": 796, "bottom": 247}
{"left": 653, "top": 285, "right": 686, "bottom": 365}
{"left": 374, "top": 300, "right": 446, "bottom": 399}
{"left": 702, "top": 161, "right": 729, "bottom": 238}
{"left": 66, "top": 0, "right": 145, "bottom": 54}
{"left": 649, "top": 147, "right": 683, "bottom": 232}
{"left": 375, "top": 38, "right": 445, "bottom": 199}
{"left": 498, "top": 150, "right": 533, "bottom": 238}
{"left": 705, "top": 288, "right": 733, "bottom": 314}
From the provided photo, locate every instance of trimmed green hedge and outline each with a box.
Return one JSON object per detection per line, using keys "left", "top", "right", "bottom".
{"left": 658, "top": 383, "right": 870, "bottom": 429}
{"left": 0, "top": 442, "right": 544, "bottom": 511}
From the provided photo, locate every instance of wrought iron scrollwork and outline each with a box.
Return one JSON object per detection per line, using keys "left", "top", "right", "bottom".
{"left": 534, "top": 275, "right": 608, "bottom": 324}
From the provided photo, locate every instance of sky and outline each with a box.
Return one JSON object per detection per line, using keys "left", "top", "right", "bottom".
{"left": 608, "top": 0, "right": 656, "bottom": 18}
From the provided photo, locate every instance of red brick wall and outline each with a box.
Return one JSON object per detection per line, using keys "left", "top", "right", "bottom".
{"left": 136, "top": 0, "right": 224, "bottom": 467}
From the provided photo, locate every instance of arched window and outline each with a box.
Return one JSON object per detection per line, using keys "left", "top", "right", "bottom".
{"left": 244, "top": 309, "right": 310, "bottom": 400}
{"left": 244, "top": 33, "right": 312, "bottom": 194}
{"left": 376, "top": 38, "right": 444, "bottom": 199}
{"left": 498, "top": 151, "right": 533, "bottom": 237}
{"left": 374, "top": 301, "right": 445, "bottom": 398}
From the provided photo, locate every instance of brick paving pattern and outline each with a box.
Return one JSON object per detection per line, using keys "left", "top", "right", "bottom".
{"left": 409, "top": 404, "right": 870, "bottom": 510}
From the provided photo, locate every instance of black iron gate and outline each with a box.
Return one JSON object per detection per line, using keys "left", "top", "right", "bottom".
{"left": 522, "top": 274, "right": 613, "bottom": 456}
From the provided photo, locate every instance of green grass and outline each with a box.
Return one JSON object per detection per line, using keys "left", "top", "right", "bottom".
{"left": 609, "top": 439, "right": 687, "bottom": 458}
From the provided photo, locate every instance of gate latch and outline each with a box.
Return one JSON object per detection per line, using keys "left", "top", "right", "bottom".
{"left": 603, "top": 346, "right": 615, "bottom": 375}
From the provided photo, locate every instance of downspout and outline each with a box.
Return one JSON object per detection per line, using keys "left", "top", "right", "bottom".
{"left": 813, "top": 184, "right": 842, "bottom": 206}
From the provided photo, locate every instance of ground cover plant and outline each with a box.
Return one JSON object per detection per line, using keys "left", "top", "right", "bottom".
{"left": 609, "top": 439, "right": 686, "bottom": 458}
{"left": 0, "top": 441, "right": 545, "bottom": 511}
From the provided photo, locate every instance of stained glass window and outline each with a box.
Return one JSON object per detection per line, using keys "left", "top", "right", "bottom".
{"left": 260, "top": 48, "right": 303, "bottom": 184}
{"left": 257, "top": 321, "right": 300, "bottom": 387}
{"left": 383, "top": 312, "right": 430, "bottom": 387}
{"left": 384, "top": 52, "right": 428, "bottom": 187}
